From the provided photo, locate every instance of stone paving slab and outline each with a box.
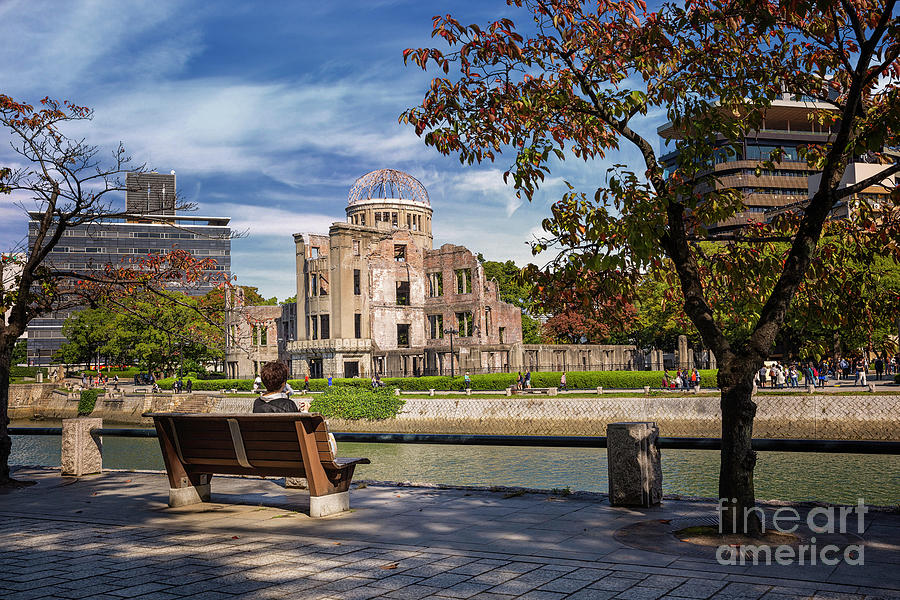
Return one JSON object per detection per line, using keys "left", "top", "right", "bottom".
{"left": 0, "top": 467, "right": 897, "bottom": 600}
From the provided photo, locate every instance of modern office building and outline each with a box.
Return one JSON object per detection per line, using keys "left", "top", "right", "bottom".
{"left": 26, "top": 172, "right": 231, "bottom": 365}
{"left": 766, "top": 159, "right": 898, "bottom": 221}
{"left": 658, "top": 95, "right": 838, "bottom": 233}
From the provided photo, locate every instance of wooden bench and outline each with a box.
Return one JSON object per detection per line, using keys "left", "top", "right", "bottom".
{"left": 146, "top": 412, "right": 370, "bottom": 517}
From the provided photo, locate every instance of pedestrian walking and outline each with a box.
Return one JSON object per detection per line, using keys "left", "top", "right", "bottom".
{"left": 327, "top": 374, "right": 333, "bottom": 387}
{"left": 560, "top": 372, "right": 567, "bottom": 391}
{"left": 304, "top": 373, "right": 310, "bottom": 390}
{"left": 464, "top": 371, "right": 471, "bottom": 390}
{"left": 875, "top": 357, "right": 884, "bottom": 381}
{"left": 186, "top": 378, "right": 193, "bottom": 393}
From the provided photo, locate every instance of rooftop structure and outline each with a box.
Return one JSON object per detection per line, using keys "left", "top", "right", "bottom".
{"left": 658, "top": 96, "right": 838, "bottom": 232}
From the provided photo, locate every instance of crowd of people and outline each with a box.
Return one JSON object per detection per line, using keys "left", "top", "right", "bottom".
{"left": 754, "top": 354, "right": 900, "bottom": 388}
{"left": 662, "top": 368, "right": 703, "bottom": 390}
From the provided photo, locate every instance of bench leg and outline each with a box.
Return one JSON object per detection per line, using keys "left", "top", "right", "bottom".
{"left": 167, "top": 473, "right": 211, "bottom": 507}
{"left": 309, "top": 491, "right": 350, "bottom": 517}
{"left": 169, "top": 482, "right": 211, "bottom": 507}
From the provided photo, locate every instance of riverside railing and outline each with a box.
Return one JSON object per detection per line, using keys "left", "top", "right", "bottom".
{"left": 9, "top": 427, "right": 900, "bottom": 454}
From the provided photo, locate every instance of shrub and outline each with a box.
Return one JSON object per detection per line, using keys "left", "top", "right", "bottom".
{"left": 78, "top": 389, "right": 102, "bottom": 415}
{"left": 311, "top": 386, "right": 405, "bottom": 420}
{"left": 9, "top": 366, "right": 48, "bottom": 380}
{"left": 154, "top": 369, "right": 718, "bottom": 391}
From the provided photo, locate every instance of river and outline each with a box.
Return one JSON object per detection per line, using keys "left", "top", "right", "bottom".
{"left": 9, "top": 420, "right": 899, "bottom": 506}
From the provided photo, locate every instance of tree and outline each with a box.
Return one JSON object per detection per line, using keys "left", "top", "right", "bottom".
{"left": 55, "top": 308, "right": 117, "bottom": 371}
{"left": 0, "top": 95, "right": 227, "bottom": 485}
{"left": 403, "top": 1, "right": 900, "bottom": 533}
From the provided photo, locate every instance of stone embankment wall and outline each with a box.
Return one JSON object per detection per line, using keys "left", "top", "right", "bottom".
{"left": 10, "top": 387, "right": 191, "bottom": 425}
{"left": 210, "top": 395, "right": 900, "bottom": 441}
{"left": 10, "top": 385, "right": 900, "bottom": 440}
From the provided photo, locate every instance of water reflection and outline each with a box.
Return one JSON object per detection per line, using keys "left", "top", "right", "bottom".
{"left": 10, "top": 421, "right": 898, "bottom": 505}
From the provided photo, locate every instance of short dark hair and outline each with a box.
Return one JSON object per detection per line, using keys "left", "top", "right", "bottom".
{"left": 260, "top": 362, "right": 288, "bottom": 392}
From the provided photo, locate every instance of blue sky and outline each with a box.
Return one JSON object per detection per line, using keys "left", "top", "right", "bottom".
{"left": 0, "top": 0, "right": 667, "bottom": 300}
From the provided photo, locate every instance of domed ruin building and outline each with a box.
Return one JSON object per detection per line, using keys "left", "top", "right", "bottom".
{"left": 225, "top": 169, "right": 650, "bottom": 379}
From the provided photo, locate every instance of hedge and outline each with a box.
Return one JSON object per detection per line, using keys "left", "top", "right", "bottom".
{"left": 78, "top": 389, "right": 103, "bottom": 415}
{"left": 157, "top": 369, "right": 718, "bottom": 392}
{"left": 9, "top": 366, "right": 48, "bottom": 379}
{"left": 310, "top": 387, "right": 405, "bottom": 420}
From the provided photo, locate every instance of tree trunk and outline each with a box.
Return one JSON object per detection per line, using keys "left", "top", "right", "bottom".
{"left": 718, "top": 373, "right": 761, "bottom": 535}
{"left": 0, "top": 344, "right": 13, "bottom": 484}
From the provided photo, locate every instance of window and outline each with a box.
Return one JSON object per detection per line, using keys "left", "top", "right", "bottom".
{"left": 353, "top": 269, "right": 361, "bottom": 295}
{"left": 485, "top": 308, "right": 492, "bottom": 333}
{"left": 230, "top": 324, "right": 237, "bottom": 345}
{"left": 251, "top": 324, "right": 258, "bottom": 346}
{"left": 353, "top": 239, "right": 360, "bottom": 256}
{"left": 360, "top": 213, "right": 366, "bottom": 226}
{"left": 391, "top": 212, "right": 398, "bottom": 228}
{"left": 310, "top": 273, "right": 318, "bottom": 297}
{"left": 397, "top": 324, "right": 410, "bottom": 347}
{"left": 310, "top": 246, "right": 319, "bottom": 258}
{"left": 320, "top": 315, "right": 330, "bottom": 340}
{"left": 354, "top": 313, "right": 362, "bottom": 339}
{"left": 427, "top": 272, "right": 443, "bottom": 297}
{"left": 394, "top": 244, "right": 406, "bottom": 262}
{"left": 396, "top": 281, "right": 410, "bottom": 305}
{"left": 455, "top": 269, "right": 472, "bottom": 294}
{"left": 456, "top": 312, "right": 474, "bottom": 337}
{"left": 428, "top": 314, "right": 444, "bottom": 339}
{"left": 375, "top": 212, "right": 383, "bottom": 223}
{"left": 310, "top": 316, "right": 318, "bottom": 340}
{"left": 260, "top": 325, "right": 268, "bottom": 346}
{"left": 499, "top": 326, "right": 506, "bottom": 343}
{"left": 407, "top": 214, "right": 412, "bottom": 229}
{"left": 318, "top": 274, "right": 328, "bottom": 296}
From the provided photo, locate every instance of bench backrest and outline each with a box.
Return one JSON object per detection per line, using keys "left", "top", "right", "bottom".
{"left": 147, "top": 413, "right": 337, "bottom": 476}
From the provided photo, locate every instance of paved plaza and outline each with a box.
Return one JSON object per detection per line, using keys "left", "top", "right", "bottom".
{"left": 1, "top": 467, "right": 898, "bottom": 600}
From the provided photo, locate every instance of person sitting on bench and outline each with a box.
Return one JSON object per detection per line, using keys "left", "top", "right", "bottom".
{"left": 253, "top": 362, "right": 310, "bottom": 413}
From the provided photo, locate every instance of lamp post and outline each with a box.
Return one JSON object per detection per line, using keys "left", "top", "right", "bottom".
{"left": 443, "top": 327, "right": 458, "bottom": 378}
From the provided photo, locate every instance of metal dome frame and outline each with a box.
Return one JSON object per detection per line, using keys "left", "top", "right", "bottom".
{"left": 348, "top": 169, "right": 429, "bottom": 206}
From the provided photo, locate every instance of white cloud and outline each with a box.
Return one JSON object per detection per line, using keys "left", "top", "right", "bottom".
{"left": 215, "top": 203, "right": 336, "bottom": 237}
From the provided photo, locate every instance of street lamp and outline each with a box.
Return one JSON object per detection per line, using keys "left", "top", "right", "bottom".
{"left": 443, "top": 327, "right": 458, "bottom": 378}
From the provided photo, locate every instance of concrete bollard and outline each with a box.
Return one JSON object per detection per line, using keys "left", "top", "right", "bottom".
{"left": 807, "top": 384, "right": 816, "bottom": 394}
{"left": 465, "top": 388, "right": 472, "bottom": 396}
{"left": 428, "top": 388, "right": 435, "bottom": 397}
{"left": 868, "top": 383, "right": 876, "bottom": 393}
{"left": 61, "top": 417, "right": 103, "bottom": 476}
{"left": 548, "top": 387, "right": 558, "bottom": 396}
{"left": 693, "top": 385, "right": 700, "bottom": 394}
{"left": 607, "top": 422, "right": 662, "bottom": 507}
{"left": 36, "top": 371, "right": 43, "bottom": 383}
{"left": 394, "top": 388, "right": 401, "bottom": 396}
{"left": 643, "top": 385, "right": 650, "bottom": 395}
{"left": 505, "top": 387, "right": 512, "bottom": 396}
{"left": 597, "top": 386, "right": 603, "bottom": 395}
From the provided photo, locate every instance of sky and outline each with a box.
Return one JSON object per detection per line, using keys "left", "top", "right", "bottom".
{"left": 0, "top": 0, "right": 667, "bottom": 300}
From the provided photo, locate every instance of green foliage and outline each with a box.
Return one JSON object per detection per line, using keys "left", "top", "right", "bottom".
{"left": 156, "top": 370, "right": 717, "bottom": 391}
{"left": 9, "top": 366, "right": 47, "bottom": 379}
{"left": 78, "top": 389, "right": 102, "bottom": 415}
{"left": 521, "top": 314, "right": 544, "bottom": 344}
{"left": 55, "top": 292, "right": 223, "bottom": 377}
{"left": 310, "top": 386, "right": 406, "bottom": 420}
{"left": 11, "top": 339, "right": 27, "bottom": 366}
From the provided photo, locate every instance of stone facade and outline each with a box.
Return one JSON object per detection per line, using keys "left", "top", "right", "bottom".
{"left": 224, "top": 288, "right": 296, "bottom": 378}
{"left": 285, "top": 169, "right": 524, "bottom": 379}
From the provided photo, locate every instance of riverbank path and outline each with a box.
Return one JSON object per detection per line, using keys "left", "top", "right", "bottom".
{"left": 1, "top": 467, "right": 897, "bottom": 600}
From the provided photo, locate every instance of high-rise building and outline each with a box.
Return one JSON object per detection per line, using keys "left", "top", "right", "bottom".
{"left": 658, "top": 95, "right": 838, "bottom": 233}
{"left": 25, "top": 172, "right": 231, "bottom": 365}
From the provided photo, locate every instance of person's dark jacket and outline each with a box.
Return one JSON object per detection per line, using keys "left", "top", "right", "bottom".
{"left": 253, "top": 393, "right": 298, "bottom": 413}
